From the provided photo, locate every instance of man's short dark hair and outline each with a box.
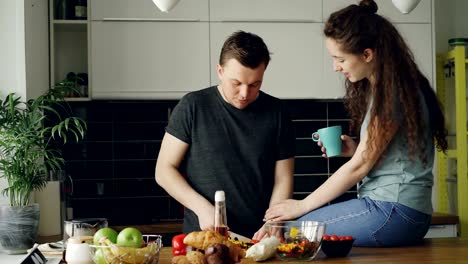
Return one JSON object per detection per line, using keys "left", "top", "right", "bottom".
{"left": 219, "top": 30, "right": 271, "bottom": 69}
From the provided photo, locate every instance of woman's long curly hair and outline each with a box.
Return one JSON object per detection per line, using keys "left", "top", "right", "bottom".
{"left": 324, "top": 0, "right": 447, "bottom": 162}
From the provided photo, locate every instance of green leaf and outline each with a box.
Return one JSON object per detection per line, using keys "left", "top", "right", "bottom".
{"left": 0, "top": 89, "right": 86, "bottom": 206}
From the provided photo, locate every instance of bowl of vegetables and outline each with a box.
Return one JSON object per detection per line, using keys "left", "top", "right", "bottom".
{"left": 265, "top": 221, "right": 326, "bottom": 261}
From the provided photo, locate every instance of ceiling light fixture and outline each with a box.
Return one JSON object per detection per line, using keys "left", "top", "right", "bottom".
{"left": 391, "top": 0, "right": 421, "bottom": 14}
{"left": 151, "top": 0, "right": 181, "bottom": 13}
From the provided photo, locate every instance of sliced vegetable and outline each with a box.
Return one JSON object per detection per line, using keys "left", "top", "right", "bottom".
{"left": 172, "top": 233, "right": 187, "bottom": 256}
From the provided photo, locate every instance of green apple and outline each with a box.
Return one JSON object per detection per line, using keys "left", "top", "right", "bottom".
{"left": 93, "top": 227, "right": 118, "bottom": 245}
{"left": 116, "top": 227, "right": 143, "bottom": 248}
{"left": 94, "top": 248, "right": 106, "bottom": 264}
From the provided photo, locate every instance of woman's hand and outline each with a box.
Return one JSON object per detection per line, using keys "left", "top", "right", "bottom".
{"left": 318, "top": 135, "right": 357, "bottom": 158}
{"left": 263, "top": 199, "right": 306, "bottom": 222}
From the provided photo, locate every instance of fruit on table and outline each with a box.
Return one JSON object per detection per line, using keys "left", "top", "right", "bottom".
{"left": 117, "top": 227, "right": 144, "bottom": 248}
{"left": 94, "top": 248, "right": 106, "bottom": 264}
{"left": 94, "top": 227, "right": 118, "bottom": 245}
{"left": 322, "top": 234, "right": 354, "bottom": 241}
{"left": 100, "top": 238, "right": 158, "bottom": 264}
{"left": 172, "top": 233, "right": 188, "bottom": 256}
{"left": 321, "top": 234, "right": 355, "bottom": 258}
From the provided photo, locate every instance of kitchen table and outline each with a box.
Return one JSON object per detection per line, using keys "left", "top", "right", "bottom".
{"left": 158, "top": 237, "right": 468, "bottom": 263}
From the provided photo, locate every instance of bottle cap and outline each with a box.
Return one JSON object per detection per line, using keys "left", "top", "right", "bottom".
{"left": 215, "top": 190, "right": 225, "bottom": 202}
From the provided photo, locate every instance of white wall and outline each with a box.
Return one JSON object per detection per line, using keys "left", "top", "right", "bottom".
{"left": 453, "top": 0, "right": 468, "bottom": 38}
{"left": 0, "top": 0, "right": 48, "bottom": 100}
{"left": 0, "top": 0, "right": 26, "bottom": 100}
{"left": 434, "top": 0, "right": 468, "bottom": 51}
{"left": 433, "top": 0, "right": 468, "bottom": 213}
{"left": 0, "top": 0, "right": 25, "bottom": 206}
{"left": 0, "top": 0, "right": 48, "bottom": 206}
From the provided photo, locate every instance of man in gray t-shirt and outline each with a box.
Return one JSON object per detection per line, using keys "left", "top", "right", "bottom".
{"left": 155, "top": 31, "right": 295, "bottom": 239}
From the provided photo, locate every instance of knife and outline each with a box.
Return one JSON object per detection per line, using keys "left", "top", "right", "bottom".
{"left": 228, "top": 231, "right": 251, "bottom": 242}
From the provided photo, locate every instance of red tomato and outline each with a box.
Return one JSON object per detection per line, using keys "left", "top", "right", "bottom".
{"left": 330, "top": 234, "right": 339, "bottom": 241}
{"left": 344, "top": 235, "right": 354, "bottom": 241}
{"left": 339, "top": 236, "right": 347, "bottom": 241}
{"left": 322, "top": 235, "right": 330, "bottom": 241}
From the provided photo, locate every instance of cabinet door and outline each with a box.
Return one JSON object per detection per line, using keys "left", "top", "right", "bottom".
{"left": 322, "top": 23, "right": 433, "bottom": 97}
{"left": 396, "top": 23, "right": 433, "bottom": 84}
{"left": 91, "top": 21, "right": 210, "bottom": 99}
{"left": 91, "top": 0, "right": 209, "bottom": 21}
{"left": 210, "top": 23, "right": 325, "bottom": 99}
{"left": 210, "top": 0, "right": 322, "bottom": 22}
{"left": 323, "top": 0, "right": 431, "bottom": 23}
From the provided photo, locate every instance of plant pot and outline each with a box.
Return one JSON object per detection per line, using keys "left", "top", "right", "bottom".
{"left": 0, "top": 203, "right": 40, "bottom": 254}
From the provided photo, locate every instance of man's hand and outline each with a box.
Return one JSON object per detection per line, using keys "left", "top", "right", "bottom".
{"left": 197, "top": 204, "right": 216, "bottom": 231}
{"left": 252, "top": 223, "right": 268, "bottom": 241}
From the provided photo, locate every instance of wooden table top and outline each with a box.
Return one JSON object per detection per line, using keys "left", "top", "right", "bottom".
{"left": 158, "top": 237, "right": 468, "bottom": 264}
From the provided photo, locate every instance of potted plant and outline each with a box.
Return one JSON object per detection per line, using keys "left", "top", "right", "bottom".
{"left": 0, "top": 87, "right": 86, "bottom": 254}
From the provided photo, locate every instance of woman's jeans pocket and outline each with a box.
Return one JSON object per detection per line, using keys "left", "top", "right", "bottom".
{"left": 373, "top": 202, "right": 431, "bottom": 246}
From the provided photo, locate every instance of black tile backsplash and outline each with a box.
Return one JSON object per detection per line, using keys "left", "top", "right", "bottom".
{"left": 60, "top": 99, "right": 355, "bottom": 225}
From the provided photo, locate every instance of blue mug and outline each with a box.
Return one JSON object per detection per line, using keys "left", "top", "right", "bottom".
{"left": 312, "top": 126, "right": 342, "bottom": 157}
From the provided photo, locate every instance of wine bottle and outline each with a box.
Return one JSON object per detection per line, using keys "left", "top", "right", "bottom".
{"left": 56, "top": 0, "right": 70, "bottom": 20}
{"left": 74, "top": 0, "right": 87, "bottom": 20}
{"left": 214, "top": 190, "right": 228, "bottom": 238}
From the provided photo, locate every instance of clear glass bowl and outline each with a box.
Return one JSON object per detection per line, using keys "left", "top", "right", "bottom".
{"left": 89, "top": 235, "right": 162, "bottom": 264}
{"left": 265, "top": 221, "right": 326, "bottom": 261}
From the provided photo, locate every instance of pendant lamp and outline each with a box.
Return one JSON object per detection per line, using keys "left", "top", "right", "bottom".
{"left": 152, "top": 0, "right": 181, "bottom": 13}
{"left": 391, "top": 0, "right": 421, "bottom": 14}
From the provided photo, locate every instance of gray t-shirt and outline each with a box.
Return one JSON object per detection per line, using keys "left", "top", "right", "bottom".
{"left": 165, "top": 86, "right": 295, "bottom": 237}
{"left": 358, "top": 95, "right": 434, "bottom": 215}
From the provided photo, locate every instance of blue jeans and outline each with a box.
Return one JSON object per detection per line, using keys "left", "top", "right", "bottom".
{"left": 298, "top": 197, "right": 431, "bottom": 247}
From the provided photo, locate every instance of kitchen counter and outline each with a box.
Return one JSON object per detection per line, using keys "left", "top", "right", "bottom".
{"left": 158, "top": 237, "right": 468, "bottom": 263}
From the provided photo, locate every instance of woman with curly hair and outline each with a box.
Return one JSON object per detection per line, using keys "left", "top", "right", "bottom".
{"left": 264, "top": 0, "right": 448, "bottom": 247}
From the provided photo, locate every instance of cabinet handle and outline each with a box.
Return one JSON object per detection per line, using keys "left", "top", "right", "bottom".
{"left": 102, "top": 18, "right": 200, "bottom": 22}
{"left": 219, "top": 19, "right": 319, "bottom": 23}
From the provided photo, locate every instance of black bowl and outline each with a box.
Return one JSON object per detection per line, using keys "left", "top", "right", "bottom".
{"left": 321, "top": 239, "right": 354, "bottom": 257}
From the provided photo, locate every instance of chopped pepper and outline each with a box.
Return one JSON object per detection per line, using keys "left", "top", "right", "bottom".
{"left": 172, "top": 233, "right": 188, "bottom": 256}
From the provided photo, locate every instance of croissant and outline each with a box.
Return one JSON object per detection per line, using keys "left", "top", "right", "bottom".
{"left": 184, "top": 231, "right": 225, "bottom": 250}
{"left": 183, "top": 231, "right": 245, "bottom": 262}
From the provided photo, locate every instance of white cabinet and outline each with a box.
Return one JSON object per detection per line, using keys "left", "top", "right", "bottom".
{"left": 210, "top": 0, "right": 322, "bottom": 22}
{"left": 49, "top": 0, "right": 90, "bottom": 100}
{"left": 90, "top": 22, "right": 210, "bottom": 99}
{"left": 82, "top": 0, "right": 434, "bottom": 99}
{"left": 89, "top": 0, "right": 210, "bottom": 99}
{"left": 210, "top": 23, "right": 323, "bottom": 99}
{"left": 396, "top": 24, "right": 433, "bottom": 84}
{"left": 91, "top": 0, "right": 209, "bottom": 21}
{"left": 209, "top": 0, "right": 325, "bottom": 99}
{"left": 323, "top": 0, "right": 431, "bottom": 23}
